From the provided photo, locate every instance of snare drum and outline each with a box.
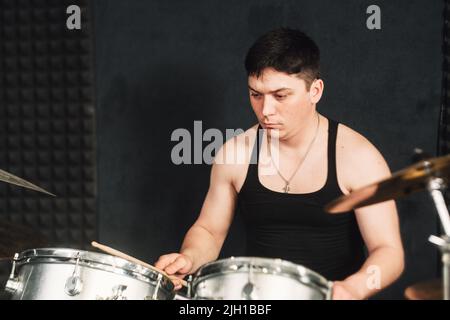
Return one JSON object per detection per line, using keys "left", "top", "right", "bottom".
{"left": 191, "top": 257, "right": 333, "bottom": 300}
{"left": 4, "top": 248, "right": 174, "bottom": 300}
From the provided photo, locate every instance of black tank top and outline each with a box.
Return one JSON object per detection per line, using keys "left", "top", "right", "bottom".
{"left": 237, "top": 119, "right": 366, "bottom": 281}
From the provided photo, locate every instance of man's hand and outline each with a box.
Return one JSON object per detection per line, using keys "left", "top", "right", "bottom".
{"left": 155, "top": 253, "right": 193, "bottom": 290}
{"left": 332, "top": 281, "right": 363, "bottom": 300}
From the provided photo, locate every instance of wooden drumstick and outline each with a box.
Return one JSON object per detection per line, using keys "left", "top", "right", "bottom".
{"left": 91, "top": 241, "right": 187, "bottom": 287}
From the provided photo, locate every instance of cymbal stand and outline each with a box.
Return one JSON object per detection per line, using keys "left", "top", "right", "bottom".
{"left": 426, "top": 173, "right": 450, "bottom": 300}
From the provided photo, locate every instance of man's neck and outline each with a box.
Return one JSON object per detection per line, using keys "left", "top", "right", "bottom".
{"left": 277, "top": 112, "right": 321, "bottom": 151}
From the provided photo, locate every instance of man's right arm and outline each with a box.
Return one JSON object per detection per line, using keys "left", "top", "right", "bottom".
{"left": 154, "top": 140, "right": 240, "bottom": 284}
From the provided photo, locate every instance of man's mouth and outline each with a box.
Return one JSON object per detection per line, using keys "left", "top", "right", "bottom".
{"left": 263, "top": 122, "right": 281, "bottom": 128}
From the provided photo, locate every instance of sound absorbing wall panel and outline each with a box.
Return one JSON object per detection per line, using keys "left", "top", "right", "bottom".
{"left": 0, "top": 0, "right": 97, "bottom": 250}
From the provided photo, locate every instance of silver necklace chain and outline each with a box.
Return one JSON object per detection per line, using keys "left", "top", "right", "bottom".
{"left": 268, "top": 113, "right": 320, "bottom": 193}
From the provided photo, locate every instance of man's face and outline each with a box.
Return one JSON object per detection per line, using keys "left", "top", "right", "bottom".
{"left": 248, "top": 68, "right": 323, "bottom": 140}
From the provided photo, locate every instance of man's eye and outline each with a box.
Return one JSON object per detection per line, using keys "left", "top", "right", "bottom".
{"left": 275, "top": 95, "right": 287, "bottom": 100}
{"left": 251, "top": 93, "right": 261, "bottom": 98}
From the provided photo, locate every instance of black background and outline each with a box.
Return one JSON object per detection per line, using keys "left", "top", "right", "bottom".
{"left": 93, "top": 0, "right": 443, "bottom": 299}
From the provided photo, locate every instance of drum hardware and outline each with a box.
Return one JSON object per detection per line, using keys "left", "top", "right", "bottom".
{"left": 64, "top": 253, "right": 83, "bottom": 296}
{"left": 423, "top": 166, "right": 450, "bottom": 300}
{"left": 427, "top": 179, "right": 450, "bottom": 229}
{"left": 241, "top": 279, "right": 256, "bottom": 300}
{"left": 428, "top": 235, "right": 450, "bottom": 300}
{"left": 151, "top": 273, "right": 163, "bottom": 300}
{"left": 5, "top": 253, "right": 20, "bottom": 294}
{"left": 241, "top": 260, "right": 257, "bottom": 300}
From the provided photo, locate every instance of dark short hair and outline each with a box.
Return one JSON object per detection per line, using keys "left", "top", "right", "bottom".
{"left": 244, "top": 28, "right": 320, "bottom": 89}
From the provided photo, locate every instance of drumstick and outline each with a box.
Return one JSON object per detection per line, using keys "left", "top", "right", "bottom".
{"left": 91, "top": 241, "right": 187, "bottom": 287}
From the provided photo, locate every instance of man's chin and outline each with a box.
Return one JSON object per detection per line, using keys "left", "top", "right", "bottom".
{"left": 266, "top": 127, "right": 283, "bottom": 139}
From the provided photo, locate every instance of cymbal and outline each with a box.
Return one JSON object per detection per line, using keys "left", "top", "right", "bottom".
{"left": 0, "top": 168, "right": 55, "bottom": 197}
{"left": 404, "top": 279, "right": 443, "bottom": 300}
{"left": 325, "top": 154, "right": 450, "bottom": 213}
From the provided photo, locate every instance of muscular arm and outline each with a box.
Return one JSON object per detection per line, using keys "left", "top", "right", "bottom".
{"left": 180, "top": 156, "right": 238, "bottom": 273}
{"left": 334, "top": 126, "right": 404, "bottom": 299}
{"left": 155, "top": 131, "right": 254, "bottom": 281}
{"left": 342, "top": 197, "right": 404, "bottom": 299}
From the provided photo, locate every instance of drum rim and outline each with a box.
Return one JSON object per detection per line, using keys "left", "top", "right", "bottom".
{"left": 192, "top": 256, "right": 332, "bottom": 294}
{"left": 13, "top": 247, "right": 174, "bottom": 292}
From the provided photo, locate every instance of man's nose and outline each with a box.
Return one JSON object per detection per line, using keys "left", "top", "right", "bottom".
{"left": 262, "top": 97, "right": 276, "bottom": 117}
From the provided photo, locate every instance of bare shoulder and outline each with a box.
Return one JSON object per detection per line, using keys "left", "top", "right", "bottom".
{"left": 336, "top": 123, "right": 392, "bottom": 192}
{"left": 211, "top": 124, "right": 259, "bottom": 190}
{"left": 214, "top": 124, "right": 258, "bottom": 165}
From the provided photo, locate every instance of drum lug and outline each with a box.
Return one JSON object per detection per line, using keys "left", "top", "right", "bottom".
{"left": 241, "top": 262, "right": 258, "bottom": 300}
{"left": 5, "top": 253, "right": 20, "bottom": 294}
{"left": 5, "top": 279, "right": 20, "bottom": 294}
{"left": 64, "top": 275, "right": 83, "bottom": 296}
{"left": 64, "top": 253, "right": 83, "bottom": 296}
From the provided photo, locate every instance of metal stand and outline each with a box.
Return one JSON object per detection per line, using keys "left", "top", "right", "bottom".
{"left": 427, "top": 176, "right": 450, "bottom": 300}
{"left": 428, "top": 235, "right": 450, "bottom": 300}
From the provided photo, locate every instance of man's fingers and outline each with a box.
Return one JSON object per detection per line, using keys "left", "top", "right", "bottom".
{"left": 165, "top": 255, "right": 189, "bottom": 275}
{"left": 178, "top": 258, "right": 192, "bottom": 274}
{"left": 154, "top": 253, "right": 180, "bottom": 270}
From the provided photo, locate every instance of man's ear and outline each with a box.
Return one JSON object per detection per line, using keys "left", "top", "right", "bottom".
{"left": 309, "top": 79, "right": 324, "bottom": 104}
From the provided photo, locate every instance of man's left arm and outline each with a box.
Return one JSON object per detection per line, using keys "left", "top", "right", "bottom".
{"left": 333, "top": 132, "right": 404, "bottom": 299}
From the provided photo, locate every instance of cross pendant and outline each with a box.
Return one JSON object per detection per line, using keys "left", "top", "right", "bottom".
{"left": 283, "top": 184, "right": 290, "bottom": 193}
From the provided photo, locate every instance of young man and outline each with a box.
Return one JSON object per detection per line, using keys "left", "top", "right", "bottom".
{"left": 155, "top": 28, "right": 404, "bottom": 299}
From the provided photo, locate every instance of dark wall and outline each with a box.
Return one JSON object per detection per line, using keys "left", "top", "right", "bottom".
{"left": 93, "top": 0, "right": 442, "bottom": 299}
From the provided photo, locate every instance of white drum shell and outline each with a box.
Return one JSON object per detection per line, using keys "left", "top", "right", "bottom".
{"left": 5, "top": 248, "right": 174, "bottom": 300}
{"left": 192, "top": 257, "right": 332, "bottom": 300}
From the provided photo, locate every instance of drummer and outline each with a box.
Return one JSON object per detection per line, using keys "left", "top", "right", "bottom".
{"left": 155, "top": 28, "right": 404, "bottom": 300}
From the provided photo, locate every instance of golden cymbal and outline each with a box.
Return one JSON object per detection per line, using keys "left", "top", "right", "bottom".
{"left": 325, "top": 154, "right": 450, "bottom": 213}
{"left": 404, "top": 279, "right": 443, "bottom": 300}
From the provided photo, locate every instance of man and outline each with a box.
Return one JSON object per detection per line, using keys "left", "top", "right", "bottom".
{"left": 155, "top": 28, "right": 404, "bottom": 299}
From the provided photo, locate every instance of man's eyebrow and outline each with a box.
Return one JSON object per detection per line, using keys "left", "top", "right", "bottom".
{"left": 248, "top": 86, "right": 292, "bottom": 93}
